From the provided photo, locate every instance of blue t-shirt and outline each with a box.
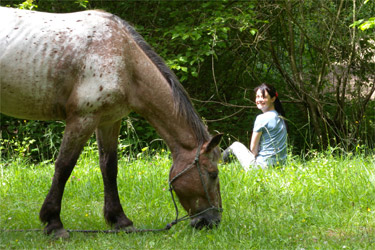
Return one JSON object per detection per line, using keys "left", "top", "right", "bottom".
{"left": 253, "top": 110, "right": 287, "bottom": 166}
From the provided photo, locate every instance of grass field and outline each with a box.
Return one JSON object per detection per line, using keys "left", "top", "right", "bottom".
{"left": 1, "top": 147, "right": 374, "bottom": 249}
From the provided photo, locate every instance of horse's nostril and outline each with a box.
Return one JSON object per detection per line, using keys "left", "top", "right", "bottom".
{"left": 191, "top": 217, "right": 221, "bottom": 230}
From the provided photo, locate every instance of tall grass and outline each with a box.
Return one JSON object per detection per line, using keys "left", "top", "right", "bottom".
{"left": 1, "top": 146, "right": 374, "bottom": 249}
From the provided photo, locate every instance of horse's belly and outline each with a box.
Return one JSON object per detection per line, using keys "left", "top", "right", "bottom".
{"left": 0, "top": 79, "right": 66, "bottom": 120}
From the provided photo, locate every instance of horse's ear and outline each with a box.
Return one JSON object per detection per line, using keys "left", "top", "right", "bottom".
{"left": 204, "top": 134, "right": 223, "bottom": 153}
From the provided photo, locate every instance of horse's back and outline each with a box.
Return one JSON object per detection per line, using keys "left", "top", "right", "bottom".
{"left": 0, "top": 7, "right": 129, "bottom": 121}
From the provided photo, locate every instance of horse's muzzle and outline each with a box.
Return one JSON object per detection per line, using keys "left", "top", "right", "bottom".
{"left": 190, "top": 211, "right": 221, "bottom": 229}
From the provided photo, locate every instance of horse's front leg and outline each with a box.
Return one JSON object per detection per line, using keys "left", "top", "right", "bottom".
{"left": 39, "top": 116, "right": 97, "bottom": 238}
{"left": 96, "top": 121, "right": 133, "bottom": 230}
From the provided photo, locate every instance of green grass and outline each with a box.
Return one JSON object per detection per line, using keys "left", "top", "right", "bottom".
{"left": 1, "top": 147, "right": 374, "bottom": 249}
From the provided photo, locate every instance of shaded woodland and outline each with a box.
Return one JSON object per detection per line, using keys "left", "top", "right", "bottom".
{"left": 1, "top": 0, "right": 374, "bottom": 160}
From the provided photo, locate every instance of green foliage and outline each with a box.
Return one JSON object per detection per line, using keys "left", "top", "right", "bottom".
{"left": 0, "top": 113, "right": 165, "bottom": 162}
{"left": 351, "top": 17, "right": 375, "bottom": 30}
{"left": 1, "top": 149, "right": 374, "bottom": 248}
{"left": 74, "top": 0, "right": 89, "bottom": 10}
{"left": 17, "top": 0, "right": 37, "bottom": 10}
{"left": 0, "top": 0, "right": 374, "bottom": 161}
{"left": 157, "top": 1, "right": 259, "bottom": 82}
{"left": 0, "top": 114, "right": 64, "bottom": 162}
{"left": 351, "top": 0, "right": 375, "bottom": 31}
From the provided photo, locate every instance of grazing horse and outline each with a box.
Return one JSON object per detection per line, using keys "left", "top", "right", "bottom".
{"left": 0, "top": 7, "right": 223, "bottom": 238}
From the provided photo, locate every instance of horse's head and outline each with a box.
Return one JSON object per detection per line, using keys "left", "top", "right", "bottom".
{"left": 169, "top": 134, "right": 223, "bottom": 229}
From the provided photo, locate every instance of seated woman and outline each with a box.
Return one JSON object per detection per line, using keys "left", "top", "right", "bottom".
{"left": 223, "top": 83, "right": 287, "bottom": 170}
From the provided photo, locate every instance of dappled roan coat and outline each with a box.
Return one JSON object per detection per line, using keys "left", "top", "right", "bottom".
{"left": 1, "top": 8, "right": 131, "bottom": 121}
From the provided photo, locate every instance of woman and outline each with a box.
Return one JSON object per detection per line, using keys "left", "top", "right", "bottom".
{"left": 223, "top": 83, "right": 287, "bottom": 170}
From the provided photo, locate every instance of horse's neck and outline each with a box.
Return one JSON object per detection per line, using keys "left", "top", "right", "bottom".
{"left": 131, "top": 83, "right": 197, "bottom": 155}
{"left": 125, "top": 41, "right": 198, "bottom": 155}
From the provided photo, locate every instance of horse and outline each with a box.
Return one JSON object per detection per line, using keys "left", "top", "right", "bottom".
{"left": 0, "top": 7, "right": 223, "bottom": 238}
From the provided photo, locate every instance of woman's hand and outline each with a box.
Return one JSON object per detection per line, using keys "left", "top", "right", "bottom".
{"left": 250, "top": 131, "right": 262, "bottom": 158}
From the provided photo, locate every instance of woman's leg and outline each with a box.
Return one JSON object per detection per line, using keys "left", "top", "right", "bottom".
{"left": 222, "top": 142, "right": 255, "bottom": 171}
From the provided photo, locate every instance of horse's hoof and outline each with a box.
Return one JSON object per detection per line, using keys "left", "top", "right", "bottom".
{"left": 114, "top": 224, "right": 136, "bottom": 233}
{"left": 53, "top": 228, "right": 70, "bottom": 239}
{"left": 113, "top": 218, "right": 133, "bottom": 231}
{"left": 121, "top": 226, "right": 136, "bottom": 233}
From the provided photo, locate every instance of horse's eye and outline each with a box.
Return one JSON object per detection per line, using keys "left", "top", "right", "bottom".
{"left": 208, "top": 171, "right": 218, "bottom": 179}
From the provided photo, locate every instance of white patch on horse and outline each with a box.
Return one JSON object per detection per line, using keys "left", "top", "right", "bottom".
{"left": 76, "top": 54, "right": 125, "bottom": 112}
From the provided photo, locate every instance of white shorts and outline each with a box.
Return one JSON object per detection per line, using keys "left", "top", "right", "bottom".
{"left": 223, "top": 142, "right": 267, "bottom": 171}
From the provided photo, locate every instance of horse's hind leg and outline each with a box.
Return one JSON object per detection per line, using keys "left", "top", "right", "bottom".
{"left": 40, "top": 116, "right": 97, "bottom": 238}
{"left": 96, "top": 121, "right": 133, "bottom": 229}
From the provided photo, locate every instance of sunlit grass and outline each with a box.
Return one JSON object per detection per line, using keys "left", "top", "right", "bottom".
{"left": 1, "top": 147, "right": 374, "bottom": 249}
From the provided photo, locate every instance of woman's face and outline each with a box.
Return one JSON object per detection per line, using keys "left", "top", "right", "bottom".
{"left": 255, "top": 89, "right": 276, "bottom": 113}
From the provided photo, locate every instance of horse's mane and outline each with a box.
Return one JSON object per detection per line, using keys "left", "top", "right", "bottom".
{"left": 114, "top": 16, "right": 210, "bottom": 144}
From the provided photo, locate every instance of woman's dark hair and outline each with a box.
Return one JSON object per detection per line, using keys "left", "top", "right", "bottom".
{"left": 254, "top": 83, "right": 286, "bottom": 118}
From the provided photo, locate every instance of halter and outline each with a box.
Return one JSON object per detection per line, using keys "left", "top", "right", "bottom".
{"left": 166, "top": 143, "right": 223, "bottom": 228}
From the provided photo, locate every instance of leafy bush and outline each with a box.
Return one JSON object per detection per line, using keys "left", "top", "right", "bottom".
{"left": 0, "top": 113, "right": 168, "bottom": 162}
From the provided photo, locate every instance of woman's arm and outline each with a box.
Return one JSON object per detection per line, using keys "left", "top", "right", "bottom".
{"left": 250, "top": 131, "right": 262, "bottom": 157}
